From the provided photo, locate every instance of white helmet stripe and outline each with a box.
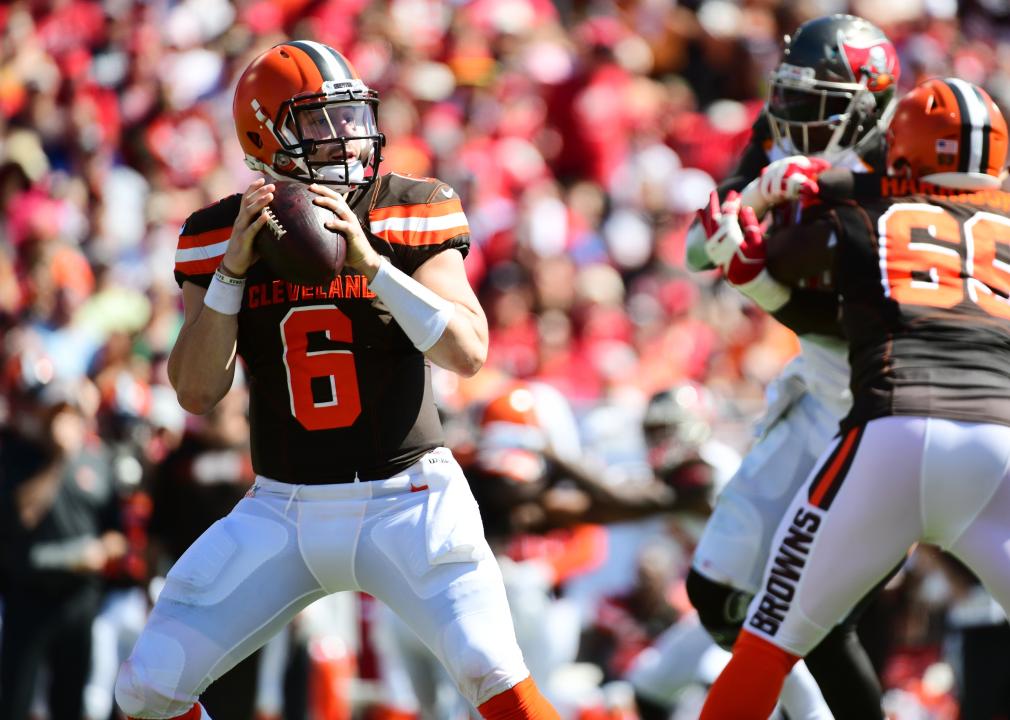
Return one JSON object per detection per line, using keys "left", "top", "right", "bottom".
{"left": 948, "top": 78, "right": 990, "bottom": 174}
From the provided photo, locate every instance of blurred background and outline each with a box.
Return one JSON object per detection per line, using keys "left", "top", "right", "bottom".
{"left": 1, "top": 0, "right": 1009, "bottom": 719}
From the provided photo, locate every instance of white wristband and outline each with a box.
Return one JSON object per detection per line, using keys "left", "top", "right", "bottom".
{"left": 369, "top": 258, "right": 455, "bottom": 352}
{"left": 203, "top": 269, "right": 246, "bottom": 315}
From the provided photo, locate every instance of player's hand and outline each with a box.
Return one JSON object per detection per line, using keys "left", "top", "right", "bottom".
{"left": 100, "top": 530, "right": 129, "bottom": 561}
{"left": 222, "top": 178, "right": 275, "bottom": 277}
{"left": 309, "top": 184, "right": 382, "bottom": 277}
{"left": 723, "top": 205, "right": 767, "bottom": 286}
{"left": 74, "top": 538, "right": 109, "bottom": 573}
{"left": 698, "top": 189, "right": 746, "bottom": 267}
{"left": 741, "top": 156, "right": 831, "bottom": 215}
{"left": 723, "top": 204, "right": 791, "bottom": 312}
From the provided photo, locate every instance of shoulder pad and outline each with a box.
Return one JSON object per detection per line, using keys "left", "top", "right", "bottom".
{"left": 374, "top": 172, "right": 454, "bottom": 209}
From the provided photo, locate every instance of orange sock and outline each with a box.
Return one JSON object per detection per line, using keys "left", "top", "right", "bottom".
{"left": 477, "top": 676, "right": 561, "bottom": 720}
{"left": 699, "top": 630, "right": 799, "bottom": 720}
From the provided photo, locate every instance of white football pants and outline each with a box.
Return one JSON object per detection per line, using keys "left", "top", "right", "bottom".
{"left": 746, "top": 416, "right": 1010, "bottom": 656}
{"left": 115, "top": 448, "right": 529, "bottom": 718}
{"left": 693, "top": 386, "right": 839, "bottom": 594}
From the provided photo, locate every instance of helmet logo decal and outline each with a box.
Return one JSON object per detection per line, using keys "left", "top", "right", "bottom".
{"left": 936, "top": 138, "right": 959, "bottom": 167}
{"left": 321, "top": 79, "right": 368, "bottom": 96}
{"left": 838, "top": 38, "right": 898, "bottom": 92}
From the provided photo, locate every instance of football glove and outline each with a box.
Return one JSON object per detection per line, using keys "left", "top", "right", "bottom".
{"left": 726, "top": 204, "right": 791, "bottom": 312}
{"left": 697, "top": 189, "right": 745, "bottom": 267}
{"left": 740, "top": 155, "right": 831, "bottom": 216}
{"left": 697, "top": 191, "right": 790, "bottom": 312}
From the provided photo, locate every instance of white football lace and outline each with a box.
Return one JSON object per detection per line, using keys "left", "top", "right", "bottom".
{"left": 263, "top": 207, "right": 287, "bottom": 238}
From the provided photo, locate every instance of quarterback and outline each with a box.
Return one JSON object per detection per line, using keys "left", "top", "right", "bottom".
{"left": 114, "top": 41, "right": 559, "bottom": 720}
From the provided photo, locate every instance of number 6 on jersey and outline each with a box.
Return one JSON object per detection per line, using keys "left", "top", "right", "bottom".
{"left": 281, "top": 306, "right": 362, "bottom": 430}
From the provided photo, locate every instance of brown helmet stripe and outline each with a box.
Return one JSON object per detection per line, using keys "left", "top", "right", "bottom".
{"left": 947, "top": 78, "right": 991, "bottom": 174}
{"left": 288, "top": 40, "right": 355, "bottom": 82}
{"left": 970, "top": 83, "right": 992, "bottom": 174}
{"left": 946, "top": 81, "right": 974, "bottom": 173}
{"left": 282, "top": 43, "right": 325, "bottom": 88}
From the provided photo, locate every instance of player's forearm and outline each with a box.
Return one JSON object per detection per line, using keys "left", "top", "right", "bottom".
{"left": 547, "top": 452, "right": 678, "bottom": 521}
{"left": 168, "top": 309, "right": 238, "bottom": 414}
{"left": 28, "top": 536, "right": 95, "bottom": 571}
{"left": 365, "top": 249, "right": 488, "bottom": 377}
{"left": 424, "top": 306, "right": 488, "bottom": 377}
{"left": 685, "top": 219, "right": 716, "bottom": 272}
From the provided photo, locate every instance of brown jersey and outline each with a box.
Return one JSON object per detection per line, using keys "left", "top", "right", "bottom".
{"left": 768, "top": 181, "right": 1010, "bottom": 430}
{"left": 173, "top": 174, "right": 471, "bottom": 483}
{"left": 691, "top": 114, "right": 886, "bottom": 338}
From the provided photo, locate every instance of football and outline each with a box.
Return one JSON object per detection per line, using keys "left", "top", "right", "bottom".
{"left": 254, "top": 182, "right": 346, "bottom": 285}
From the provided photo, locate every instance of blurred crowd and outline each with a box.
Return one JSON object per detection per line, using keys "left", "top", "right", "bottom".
{"left": 2, "top": 0, "right": 1010, "bottom": 718}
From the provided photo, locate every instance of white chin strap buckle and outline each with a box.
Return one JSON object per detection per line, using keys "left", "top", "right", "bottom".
{"left": 315, "top": 160, "right": 365, "bottom": 185}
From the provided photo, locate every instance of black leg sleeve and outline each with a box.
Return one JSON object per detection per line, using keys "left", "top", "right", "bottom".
{"left": 804, "top": 616, "right": 884, "bottom": 719}
{"left": 958, "top": 622, "right": 1010, "bottom": 720}
{"left": 685, "top": 568, "right": 753, "bottom": 651}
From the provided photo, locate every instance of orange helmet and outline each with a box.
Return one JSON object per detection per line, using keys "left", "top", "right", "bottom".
{"left": 480, "top": 386, "right": 539, "bottom": 428}
{"left": 476, "top": 385, "right": 546, "bottom": 485}
{"left": 233, "top": 41, "right": 384, "bottom": 187}
{"left": 887, "top": 78, "right": 1008, "bottom": 186}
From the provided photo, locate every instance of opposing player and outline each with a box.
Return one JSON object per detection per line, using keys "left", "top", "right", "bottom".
{"left": 683, "top": 14, "right": 898, "bottom": 717}
{"left": 114, "top": 41, "right": 559, "bottom": 720}
{"left": 700, "top": 77, "right": 1010, "bottom": 719}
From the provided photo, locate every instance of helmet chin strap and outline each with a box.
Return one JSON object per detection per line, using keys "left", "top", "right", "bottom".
{"left": 314, "top": 159, "right": 366, "bottom": 190}
{"left": 250, "top": 147, "right": 372, "bottom": 192}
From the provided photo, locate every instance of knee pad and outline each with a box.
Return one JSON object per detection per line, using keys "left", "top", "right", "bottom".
{"left": 114, "top": 634, "right": 194, "bottom": 719}
{"left": 439, "top": 613, "right": 528, "bottom": 707}
{"left": 685, "top": 568, "right": 753, "bottom": 651}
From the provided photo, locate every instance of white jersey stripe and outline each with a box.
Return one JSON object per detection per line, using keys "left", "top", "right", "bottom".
{"left": 175, "top": 240, "right": 229, "bottom": 263}
{"left": 370, "top": 212, "right": 469, "bottom": 234}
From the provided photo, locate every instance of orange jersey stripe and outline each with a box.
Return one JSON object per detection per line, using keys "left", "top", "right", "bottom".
{"left": 175, "top": 256, "right": 223, "bottom": 276}
{"left": 809, "top": 427, "right": 861, "bottom": 508}
{"left": 371, "top": 224, "right": 469, "bottom": 247}
{"left": 178, "top": 227, "right": 231, "bottom": 250}
{"left": 369, "top": 197, "right": 469, "bottom": 247}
